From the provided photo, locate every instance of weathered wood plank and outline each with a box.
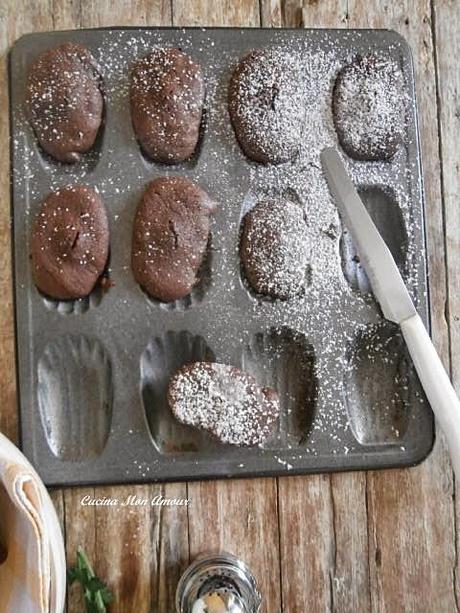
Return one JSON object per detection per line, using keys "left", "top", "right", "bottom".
{"left": 148, "top": 483, "right": 190, "bottom": 611}
{"left": 47, "top": 490, "right": 67, "bottom": 608}
{"left": 92, "top": 484, "right": 189, "bottom": 613}
{"left": 347, "top": 1, "right": 458, "bottom": 611}
{"left": 432, "top": 0, "right": 460, "bottom": 605}
{"left": 188, "top": 478, "right": 282, "bottom": 612}
{"left": 65, "top": 487, "right": 98, "bottom": 613}
{"left": 0, "top": 5, "right": 19, "bottom": 446}
{"left": 432, "top": 2, "right": 460, "bottom": 366}
{"left": 278, "top": 473, "right": 370, "bottom": 613}
{"left": 265, "top": 0, "right": 301, "bottom": 28}
{"left": 260, "top": 0, "right": 284, "bottom": 27}
{"left": 79, "top": 0, "right": 172, "bottom": 28}
{"left": 329, "top": 472, "right": 370, "bottom": 613}
{"left": 434, "top": 0, "right": 460, "bottom": 385}
{"left": 66, "top": 483, "right": 190, "bottom": 613}
{"left": 51, "top": 0, "right": 82, "bottom": 30}
{"left": 301, "top": 0, "right": 348, "bottom": 26}
{"left": 278, "top": 474, "right": 334, "bottom": 612}
{"left": 0, "top": 325, "right": 17, "bottom": 444}
{"left": 172, "top": 0, "right": 260, "bottom": 27}
{"left": 265, "top": 0, "right": 350, "bottom": 29}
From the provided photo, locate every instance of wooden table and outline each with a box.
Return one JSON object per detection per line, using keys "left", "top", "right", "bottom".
{"left": 1, "top": 1, "right": 459, "bottom": 611}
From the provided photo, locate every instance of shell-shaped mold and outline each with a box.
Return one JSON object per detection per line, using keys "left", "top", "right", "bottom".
{"left": 241, "top": 327, "right": 317, "bottom": 446}
{"left": 42, "top": 283, "right": 105, "bottom": 315}
{"left": 345, "top": 323, "right": 411, "bottom": 445}
{"left": 141, "top": 330, "right": 218, "bottom": 453}
{"left": 340, "top": 187, "right": 406, "bottom": 294}
{"left": 37, "top": 335, "right": 113, "bottom": 460}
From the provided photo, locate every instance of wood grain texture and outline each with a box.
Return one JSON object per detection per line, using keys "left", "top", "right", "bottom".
{"left": 188, "top": 478, "right": 282, "bottom": 612}
{"left": 434, "top": 0, "right": 460, "bottom": 386}
{"left": 51, "top": 0, "right": 82, "bottom": 30}
{"left": 173, "top": 0, "right": 260, "bottom": 27}
{"left": 260, "top": 0, "right": 284, "bottom": 27}
{"left": 65, "top": 487, "right": 98, "bottom": 612}
{"left": 91, "top": 484, "right": 189, "bottom": 613}
{"left": 0, "top": 1, "right": 459, "bottom": 611}
{"left": 279, "top": 473, "right": 369, "bottom": 612}
{"left": 301, "top": 0, "right": 348, "bottom": 26}
{"left": 278, "top": 474, "right": 334, "bottom": 612}
{"left": 149, "top": 483, "right": 190, "bottom": 611}
{"left": 329, "top": 472, "right": 370, "bottom": 613}
{"left": 64, "top": 484, "right": 190, "bottom": 613}
{"left": 432, "top": 0, "right": 460, "bottom": 605}
{"left": 80, "top": 0, "right": 172, "bottom": 28}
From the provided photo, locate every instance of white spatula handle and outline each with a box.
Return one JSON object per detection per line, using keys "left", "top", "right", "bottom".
{"left": 400, "top": 313, "right": 460, "bottom": 477}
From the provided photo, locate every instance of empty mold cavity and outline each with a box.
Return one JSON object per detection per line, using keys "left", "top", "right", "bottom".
{"left": 37, "top": 335, "right": 113, "bottom": 460}
{"left": 340, "top": 186, "right": 407, "bottom": 294}
{"left": 241, "top": 327, "right": 317, "bottom": 446}
{"left": 141, "top": 330, "right": 218, "bottom": 453}
{"left": 344, "top": 323, "right": 411, "bottom": 445}
{"left": 137, "top": 107, "right": 207, "bottom": 171}
{"left": 142, "top": 238, "right": 213, "bottom": 312}
{"left": 239, "top": 189, "right": 311, "bottom": 303}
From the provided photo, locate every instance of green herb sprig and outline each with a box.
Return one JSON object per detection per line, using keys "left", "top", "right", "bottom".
{"left": 67, "top": 546, "right": 113, "bottom": 613}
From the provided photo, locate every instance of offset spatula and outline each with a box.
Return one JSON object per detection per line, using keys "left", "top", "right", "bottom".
{"left": 321, "top": 147, "right": 460, "bottom": 476}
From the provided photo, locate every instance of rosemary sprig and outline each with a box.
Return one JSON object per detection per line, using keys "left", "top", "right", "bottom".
{"left": 67, "top": 546, "right": 113, "bottom": 613}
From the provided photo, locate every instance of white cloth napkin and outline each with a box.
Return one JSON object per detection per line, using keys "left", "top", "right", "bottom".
{"left": 0, "top": 431, "right": 66, "bottom": 613}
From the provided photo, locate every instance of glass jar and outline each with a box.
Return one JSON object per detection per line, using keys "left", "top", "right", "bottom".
{"left": 175, "top": 552, "right": 262, "bottom": 613}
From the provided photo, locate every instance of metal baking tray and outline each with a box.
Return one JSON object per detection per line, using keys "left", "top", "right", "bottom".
{"left": 9, "top": 27, "right": 433, "bottom": 486}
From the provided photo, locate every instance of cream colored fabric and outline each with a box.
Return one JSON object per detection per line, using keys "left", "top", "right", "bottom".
{"left": 0, "top": 432, "right": 66, "bottom": 612}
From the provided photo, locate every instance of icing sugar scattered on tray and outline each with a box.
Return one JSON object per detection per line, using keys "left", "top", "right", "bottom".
{"left": 11, "top": 30, "right": 427, "bottom": 467}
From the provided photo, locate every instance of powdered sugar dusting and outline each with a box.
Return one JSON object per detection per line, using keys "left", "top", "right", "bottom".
{"left": 241, "top": 197, "right": 310, "bottom": 299}
{"left": 333, "top": 55, "right": 408, "bottom": 161}
{"left": 228, "top": 47, "right": 306, "bottom": 164}
{"left": 169, "top": 362, "right": 280, "bottom": 446}
{"left": 130, "top": 47, "right": 205, "bottom": 163}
